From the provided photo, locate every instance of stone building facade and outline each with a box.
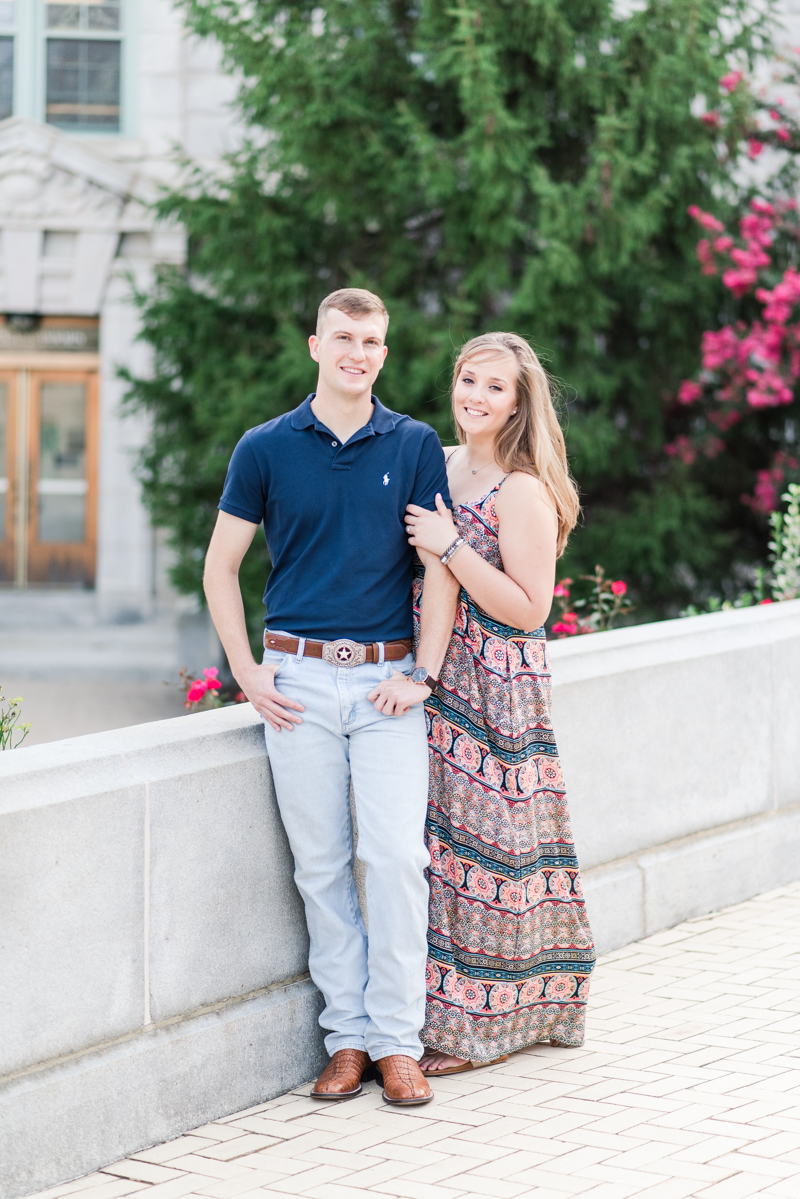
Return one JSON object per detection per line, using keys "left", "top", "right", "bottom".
{"left": 0, "top": 0, "right": 238, "bottom": 620}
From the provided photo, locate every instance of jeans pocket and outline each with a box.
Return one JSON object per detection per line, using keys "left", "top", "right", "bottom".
{"left": 262, "top": 648, "right": 289, "bottom": 678}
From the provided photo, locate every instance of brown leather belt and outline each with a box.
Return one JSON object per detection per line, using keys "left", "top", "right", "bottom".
{"left": 264, "top": 631, "right": 413, "bottom": 668}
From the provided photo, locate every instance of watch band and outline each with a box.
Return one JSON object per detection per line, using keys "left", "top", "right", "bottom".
{"left": 412, "top": 668, "right": 440, "bottom": 692}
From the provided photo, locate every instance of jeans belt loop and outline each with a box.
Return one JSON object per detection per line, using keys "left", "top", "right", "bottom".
{"left": 378, "top": 641, "right": 385, "bottom": 665}
{"left": 295, "top": 636, "right": 307, "bottom": 663}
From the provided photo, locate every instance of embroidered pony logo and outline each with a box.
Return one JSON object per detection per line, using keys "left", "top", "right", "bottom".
{"left": 382, "top": 473, "right": 390, "bottom": 486}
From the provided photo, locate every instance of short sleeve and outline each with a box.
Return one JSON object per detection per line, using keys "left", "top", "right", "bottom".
{"left": 218, "top": 433, "right": 265, "bottom": 524}
{"left": 409, "top": 425, "right": 452, "bottom": 511}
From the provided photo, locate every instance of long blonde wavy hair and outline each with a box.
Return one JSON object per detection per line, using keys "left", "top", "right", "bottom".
{"left": 451, "top": 332, "right": 580, "bottom": 557}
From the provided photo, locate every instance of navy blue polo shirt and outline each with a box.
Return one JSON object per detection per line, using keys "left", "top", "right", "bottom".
{"left": 218, "top": 395, "right": 450, "bottom": 641}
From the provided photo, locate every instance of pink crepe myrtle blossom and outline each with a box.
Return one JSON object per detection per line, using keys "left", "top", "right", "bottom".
{"left": 722, "top": 267, "right": 758, "bottom": 297}
{"left": 701, "top": 326, "right": 740, "bottom": 370}
{"left": 610, "top": 581, "right": 627, "bottom": 596}
{"left": 742, "top": 453, "right": 798, "bottom": 513}
{"left": 719, "top": 70, "right": 743, "bottom": 92}
{"left": 730, "top": 245, "right": 770, "bottom": 270}
{"left": 678, "top": 380, "right": 703, "bottom": 405}
{"left": 664, "top": 436, "right": 697, "bottom": 465}
{"left": 671, "top": 198, "right": 800, "bottom": 506}
{"left": 687, "top": 205, "right": 724, "bottom": 232}
{"left": 708, "top": 408, "right": 741, "bottom": 431}
{"left": 696, "top": 239, "right": 716, "bottom": 274}
{"left": 777, "top": 127, "right": 792, "bottom": 143}
{"left": 703, "top": 435, "right": 725, "bottom": 459}
{"left": 553, "top": 579, "right": 571, "bottom": 598}
{"left": 748, "top": 139, "right": 764, "bottom": 158}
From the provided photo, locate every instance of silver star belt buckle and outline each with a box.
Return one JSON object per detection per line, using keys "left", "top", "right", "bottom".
{"left": 322, "top": 638, "right": 368, "bottom": 668}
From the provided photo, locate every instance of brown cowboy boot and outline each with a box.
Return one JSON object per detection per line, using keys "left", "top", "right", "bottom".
{"left": 310, "top": 1048, "right": 370, "bottom": 1099}
{"left": 376, "top": 1054, "right": 433, "bottom": 1105}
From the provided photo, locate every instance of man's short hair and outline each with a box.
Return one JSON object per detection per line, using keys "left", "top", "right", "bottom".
{"left": 316, "top": 288, "right": 389, "bottom": 338}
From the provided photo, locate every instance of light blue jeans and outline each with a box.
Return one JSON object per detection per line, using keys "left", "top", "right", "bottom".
{"left": 262, "top": 646, "right": 430, "bottom": 1062}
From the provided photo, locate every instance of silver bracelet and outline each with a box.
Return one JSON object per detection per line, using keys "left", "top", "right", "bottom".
{"left": 441, "top": 536, "right": 466, "bottom": 565}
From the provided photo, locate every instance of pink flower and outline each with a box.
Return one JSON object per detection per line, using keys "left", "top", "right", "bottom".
{"left": 769, "top": 109, "right": 782, "bottom": 121}
{"left": 664, "top": 436, "right": 697, "bottom": 465}
{"left": 748, "top": 139, "right": 764, "bottom": 158}
{"left": 760, "top": 598, "right": 774, "bottom": 604}
{"left": 185, "top": 680, "right": 207, "bottom": 705}
{"left": 688, "top": 205, "right": 725, "bottom": 233}
{"left": 731, "top": 244, "right": 770, "bottom": 270}
{"left": 743, "top": 467, "right": 784, "bottom": 513}
{"left": 700, "top": 110, "right": 721, "bottom": 128}
{"left": 702, "top": 326, "right": 740, "bottom": 370}
{"left": 703, "top": 435, "right": 725, "bottom": 459}
{"left": 551, "top": 620, "right": 578, "bottom": 637}
{"left": 714, "top": 235, "right": 734, "bottom": 252}
{"left": 678, "top": 380, "right": 703, "bottom": 405}
{"left": 709, "top": 409, "right": 741, "bottom": 432}
{"left": 553, "top": 581, "right": 571, "bottom": 597}
{"left": 750, "top": 199, "right": 775, "bottom": 217}
{"left": 610, "top": 580, "right": 627, "bottom": 596}
{"left": 719, "top": 70, "right": 743, "bottom": 92}
{"left": 722, "top": 267, "right": 758, "bottom": 297}
{"left": 777, "top": 127, "right": 791, "bottom": 143}
{"left": 202, "top": 667, "right": 222, "bottom": 691}
{"left": 696, "top": 239, "right": 717, "bottom": 275}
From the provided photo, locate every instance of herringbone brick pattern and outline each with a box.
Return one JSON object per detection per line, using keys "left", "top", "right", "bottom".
{"left": 34, "top": 883, "right": 800, "bottom": 1199}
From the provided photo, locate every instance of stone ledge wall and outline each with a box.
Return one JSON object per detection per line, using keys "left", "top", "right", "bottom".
{"left": 2, "top": 599, "right": 800, "bottom": 1198}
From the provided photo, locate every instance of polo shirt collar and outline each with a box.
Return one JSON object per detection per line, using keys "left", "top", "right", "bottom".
{"left": 290, "top": 394, "right": 397, "bottom": 435}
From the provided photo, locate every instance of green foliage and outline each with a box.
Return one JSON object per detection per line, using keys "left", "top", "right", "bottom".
{"left": 0, "top": 687, "right": 30, "bottom": 750}
{"left": 679, "top": 484, "right": 800, "bottom": 612}
{"left": 770, "top": 482, "right": 800, "bottom": 600}
{"left": 124, "top": 0, "right": 774, "bottom": 634}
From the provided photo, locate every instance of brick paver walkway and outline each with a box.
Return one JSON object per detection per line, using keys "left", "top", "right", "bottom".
{"left": 35, "top": 883, "right": 800, "bottom": 1199}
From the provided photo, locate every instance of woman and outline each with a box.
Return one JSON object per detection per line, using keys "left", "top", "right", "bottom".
{"left": 405, "top": 332, "right": 596, "bottom": 1074}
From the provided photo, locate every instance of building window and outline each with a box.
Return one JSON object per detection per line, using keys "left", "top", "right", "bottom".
{"left": 45, "top": 1, "right": 122, "bottom": 132}
{"left": 0, "top": 1, "right": 13, "bottom": 121}
{"left": 46, "top": 2, "right": 120, "bottom": 32}
{"left": 46, "top": 38, "right": 120, "bottom": 129}
{"left": 0, "top": 36, "right": 12, "bottom": 119}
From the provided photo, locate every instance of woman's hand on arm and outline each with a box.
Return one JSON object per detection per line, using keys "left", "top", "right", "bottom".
{"left": 204, "top": 511, "right": 305, "bottom": 732}
{"left": 405, "top": 493, "right": 460, "bottom": 557}
{"left": 408, "top": 475, "right": 557, "bottom": 631}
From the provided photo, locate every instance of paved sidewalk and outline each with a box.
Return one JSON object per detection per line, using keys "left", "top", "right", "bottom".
{"left": 34, "top": 883, "right": 800, "bottom": 1199}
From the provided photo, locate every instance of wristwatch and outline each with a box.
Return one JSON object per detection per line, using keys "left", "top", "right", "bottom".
{"left": 411, "top": 667, "right": 440, "bottom": 692}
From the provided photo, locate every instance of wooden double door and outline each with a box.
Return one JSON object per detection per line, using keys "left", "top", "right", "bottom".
{"left": 0, "top": 367, "right": 98, "bottom": 587}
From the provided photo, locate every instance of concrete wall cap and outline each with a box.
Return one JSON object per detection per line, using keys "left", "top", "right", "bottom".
{"left": 548, "top": 596, "right": 800, "bottom": 683}
{"left": 0, "top": 704, "right": 264, "bottom": 814}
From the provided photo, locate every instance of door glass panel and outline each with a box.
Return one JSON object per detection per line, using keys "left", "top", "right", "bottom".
{"left": 0, "top": 381, "right": 6, "bottom": 540}
{"left": 38, "top": 382, "right": 86, "bottom": 543}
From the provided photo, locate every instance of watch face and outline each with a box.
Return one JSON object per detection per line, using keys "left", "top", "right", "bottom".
{"left": 411, "top": 667, "right": 428, "bottom": 684}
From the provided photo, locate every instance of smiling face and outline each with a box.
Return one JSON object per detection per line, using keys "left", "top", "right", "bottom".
{"left": 453, "top": 351, "right": 519, "bottom": 441}
{"left": 308, "top": 308, "right": 388, "bottom": 400}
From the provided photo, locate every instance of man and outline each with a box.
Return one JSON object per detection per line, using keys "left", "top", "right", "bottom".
{"left": 204, "top": 288, "right": 458, "bottom": 1105}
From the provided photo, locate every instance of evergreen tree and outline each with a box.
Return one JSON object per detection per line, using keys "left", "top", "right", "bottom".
{"left": 125, "top": 0, "right": 771, "bottom": 636}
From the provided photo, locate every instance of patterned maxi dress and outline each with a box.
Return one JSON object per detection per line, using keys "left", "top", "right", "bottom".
{"left": 412, "top": 480, "right": 596, "bottom": 1061}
